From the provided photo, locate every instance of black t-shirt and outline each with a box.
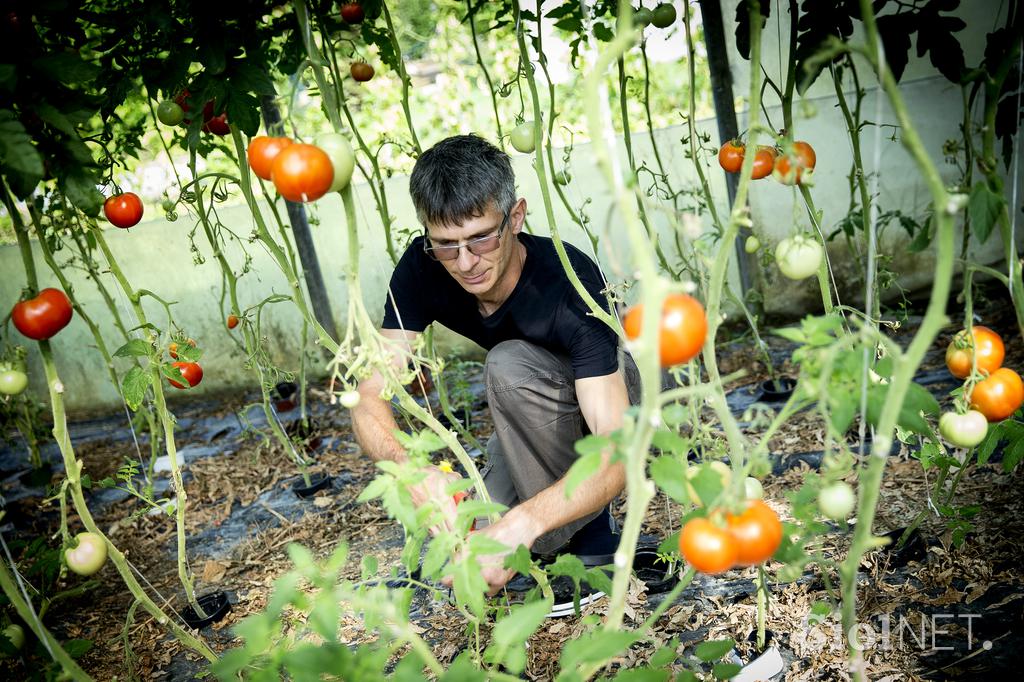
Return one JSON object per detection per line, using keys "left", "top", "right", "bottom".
{"left": 381, "top": 233, "right": 619, "bottom": 379}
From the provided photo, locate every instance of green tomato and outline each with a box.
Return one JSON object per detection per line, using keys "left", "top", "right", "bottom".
{"left": 744, "top": 476, "right": 764, "bottom": 500}
{"left": 65, "top": 532, "right": 108, "bottom": 577}
{"left": 634, "top": 7, "right": 653, "bottom": 26}
{"left": 938, "top": 410, "right": 988, "bottom": 448}
{"left": 553, "top": 169, "right": 571, "bottom": 185}
{"left": 339, "top": 390, "right": 361, "bottom": 409}
{"left": 818, "top": 482, "right": 855, "bottom": 520}
{"left": 1, "top": 624, "right": 25, "bottom": 654}
{"left": 685, "top": 461, "right": 731, "bottom": 506}
{"left": 156, "top": 100, "right": 185, "bottom": 126}
{"left": 0, "top": 369, "right": 28, "bottom": 395}
{"left": 775, "top": 234, "right": 823, "bottom": 280}
{"left": 510, "top": 121, "right": 537, "bottom": 153}
{"left": 315, "top": 132, "right": 356, "bottom": 192}
{"left": 744, "top": 235, "right": 761, "bottom": 254}
{"left": 651, "top": 3, "right": 677, "bottom": 28}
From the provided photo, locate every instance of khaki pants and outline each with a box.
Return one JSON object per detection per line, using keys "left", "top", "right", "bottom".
{"left": 481, "top": 340, "right": 642, "bottom": 554}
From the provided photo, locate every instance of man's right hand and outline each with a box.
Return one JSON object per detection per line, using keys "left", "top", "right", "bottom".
{"left": 408, "top": 465, "right": 463, "bottom": 535}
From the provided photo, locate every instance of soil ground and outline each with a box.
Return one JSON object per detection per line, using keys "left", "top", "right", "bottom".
{"left": 1, "top": 300, "right": 1022, "bottom": 681}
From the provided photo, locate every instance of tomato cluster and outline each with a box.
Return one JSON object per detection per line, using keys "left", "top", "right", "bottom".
{"left": 679, "top": 500, "right": 783, "bottom": 575}
{"left": 246, "top": 134, "right": 355, "bottom": 202}
{"left": 941, "top": 326, "right": 1023, "bottom": 426}
{"left": 623, "top": 293, "right": 708, "bottom": 367}
{"left": 718, "top": 139, "right": 817, "bottom": 185}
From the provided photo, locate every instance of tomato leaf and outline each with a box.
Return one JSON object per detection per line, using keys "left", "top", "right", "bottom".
{"left": 451, "top": 556, "right": 488, "bottom": 619}
{"left": 60, "top": 167, "right": 103, "bottom": 218}
{"left": 733, "top": 0, "right": 771, "bottom": 61}
{"left": 63, "top": 638, "right": 93, "bottom": 659}
{"left": 33, "top": 53, "right": 100, "bottom": 85}
{"left": 876, "top": 13, "right": 912, "bottom": 82}
{"left": 650, "top": 455, "right": 689, "bottom": 504}
{"left": 114, "top": 339, "right": 152, "bottom": 358}
{"left": 866, "top": 382, "right": 938, "bottom": 435}
{"left": 967, "top": 180, "right": 1004, "bottom": 245}
{"left": 695, "top": 639, "right": 735, "bottom": 662}
{"left": 0, "top": 109, "right": 44, "bottom": 198}
{"left": 560, "top": 630, "right": 641, "bottom": 671}
{"left": 484, "top": 600, "right": 551, "bottom": 674}
{"left": 712, "top": 662, "right": 742, "bottom": 679}
{"left": 121, "top": 366, "right": 151, "bottom": 411}
{"left": 564, "top": 449, "right": 602, "bottom": 498}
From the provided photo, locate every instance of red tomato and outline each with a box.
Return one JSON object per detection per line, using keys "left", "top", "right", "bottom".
{"left": 203, "top": 113, "right": 230, "bottom": 136}
{"left": 227, "top": 314, "right": 239, "bottom": 329}
{"left": 772, "top": 141, "right": 816, "bottom": 185}
{"left": 174, "top": 89, "right": 193, "bottom": 124}
{"left": 350, "top": 62, "right": 375, "bottom": 82}
{"left": 103, "top": 192, "right": 144, "bottom": 229}
{"left": 340, "top": 2, "right": 364, "bottom": 23}
{"left": 945, "top": 326, "right": 1004, "bottom": 379}
{"left": 247, "top": 137, "right": 294, "bottom": 181}
{"left": 271, "top": 144, "right": 335, "bottom": 203}
{"left": 679, "top": 518, "right": 738, "bottom": 574}
{"left": 726, "top": 500, "right": 783, "bottom": 566}
{"left": 623, "top": 293, "right": 708, "bottom": 367}
{"left": 169, "top": 361, "right": 203, "bottom": 389}
{"left": 969, "top": 367, "right": 1024, "bottom": 422}
{"left": 11, "top": 288, "right": 73, "bottom": 340}
{"left": 718, "top": 141, "right": 744, "bottom": 173}
{"left": 751, "top": 146, "right": 776, "bottom": 180}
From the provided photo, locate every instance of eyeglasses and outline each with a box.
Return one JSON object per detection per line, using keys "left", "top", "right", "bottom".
{"left": 423, "top": 212, "right": 510, "bottom": 262}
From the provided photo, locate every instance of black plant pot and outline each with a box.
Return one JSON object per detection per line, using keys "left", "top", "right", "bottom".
{"left": 759, "top": 376, "right": 796, "bottom": 402}
{"left": 292, "top": 472, "right": 332, "bottom": 498}
{"left": 181, "top": 591, "right": 231, "bottom": 629}
{"left": 746, "top": 627, "right": 776, "bottom": 654}
{"left": 632, "top": 548, "right": 678, "bottom": 594}
{"left": 285, "top": 419, "right": 322, "bottom": 453}
{"left": 273, "top": 381, "right": 298, "bottom": 400}
{"left": 878, "top": 526, "right": 927, "bottom": 567}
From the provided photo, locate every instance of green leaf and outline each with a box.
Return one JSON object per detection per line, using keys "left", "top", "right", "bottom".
{"left": 712, "top": 662, "right": 742, "bottom": 679}
{"left": 651, "top": 429, "right": 688, "bottom": 455}
{"left": 308, "top": 593, "right": 340, "bottom": 641}
{"left": 650, "top": 455, "right": 689, "bottom": 504}
{"left": 121, "top": 366, "right": 151, "bottom": 411}
{"left": 612, "top": 669, "right": 670, "bottom": 682}
{"left": 451, "top": 556, "right": 488, "bottom": 619}
{"left": 485, "top": 600, "right": 551, "bottom": 674}
{"left": 574, "top": 433, "right": 610, "bottom": 457}
{"left": 231, "top": 62, "right": 277, "bottom": 96}
{"left": 114, "top": 339, "right": 152, "bottom": 358}
{"left": 0, "top": 109, "right": 44, "bottom": 198}
{"left": 564, "top": 449, "right": 602, "bottom": 498}
{"left": 967, "top": 180, "right": 1004, "bottom": 244}
{"left": 467, "top": 533, "right": 511, "bottom": 557}
{"left": 0, "top": 64, "right": 16, "bottom": 92}
{"left": 63, "top": 638, "right": 93, "bottom": 658}
{"left": 360, "top": 554, "right": 378, "bottom": 580}
{"left": 33, "top": 53, "right": 101, "bottom": 84}
{"left": 356, "top": 475, "right": 390, "bottom": 502}
{"left": 226, "top": 91, "right": 261, "bottom": 137}
{"left": 560, "top": 630, "right": 640, "bottom": 670}
{"left": 866, "top": 382, "right": 938, "bottom": 435}
{"left": 695, "top": 639, "right": 735, "bottom": 662}
{"left": 61, "top": 167, "right": 103, "bottom": 217}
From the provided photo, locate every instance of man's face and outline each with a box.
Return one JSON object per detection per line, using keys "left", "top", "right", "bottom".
{"left": 425, "top": 199, "right": 525, "bottom": 299}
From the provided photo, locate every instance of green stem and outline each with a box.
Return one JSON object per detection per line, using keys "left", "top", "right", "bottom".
{"left": 381, "top": 1, "right": 422, "bottom": 154}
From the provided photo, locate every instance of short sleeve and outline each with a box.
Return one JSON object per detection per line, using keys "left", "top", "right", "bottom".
{"left": 382, "top": 238, "right": 433, "bottom": 332}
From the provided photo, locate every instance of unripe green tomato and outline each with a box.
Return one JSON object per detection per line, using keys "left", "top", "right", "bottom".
{"left": 775, "top": 234, "right": 823, "bottom": 280}
{"left": 315, "top": 133, "right": 356, "bottom": 192}
{"left": 553, "top": 169, "right": 571, "bottom": 185}
{"left": 1, "top": 624, "right": 25, "bottom": 653}
{"left": 744, "top": 235, "right": 761, "bottom": 253}
{"left": 634, "top": 7, "right": 653, "bottom": 26}
{"left": 339, "top": 390, "right": 361, "bottom": 409}
{"left": 938, "top": 410, "right": 988, "bottom": 448}
{"left": 64, "top": 532, "right": 108, "bottom": 576}
{"left": 651, "top": 3, "right": 677, "bottom": 28}
{"left": 818, "top": 482, "right": 855, "bottom": 520}
{"left": 0, "top": 369, "right": 28, "bottom": 395}
{"left": 744, "top": 476, "right": 764, "bottom": 500}
{"left": 510, "top": 121, "right": 537, "bottom": 153}
{"left": 156, "top": 101, "right": 185, "bottom": 126}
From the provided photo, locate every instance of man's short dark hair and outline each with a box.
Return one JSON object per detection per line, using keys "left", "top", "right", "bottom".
{"left": 409, "top": 134, "right": 516, "bottom": 228}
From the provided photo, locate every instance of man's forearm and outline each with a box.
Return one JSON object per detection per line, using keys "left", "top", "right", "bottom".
{"left": 351, "top": 381, "right": 408, "bottom": 464}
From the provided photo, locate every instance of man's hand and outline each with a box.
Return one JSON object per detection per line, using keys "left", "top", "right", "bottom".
{"left": 408, "top": 466, "right": 462, "bottom": 535}
{"left": 442, "top": 506, "right": 543, "bottom": 595}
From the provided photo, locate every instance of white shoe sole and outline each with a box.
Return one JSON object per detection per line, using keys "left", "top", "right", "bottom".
{"left": 546, "top": 590, "right": 606, "bottom": 618}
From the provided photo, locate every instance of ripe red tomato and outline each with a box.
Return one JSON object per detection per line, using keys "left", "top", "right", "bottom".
{"left": 271, "top": 144, "right": 335, "bottom": 203}
{"left": 751, "top": 146, "right": 776, "bottom": 179}
{"left": 65, "top": 532, "right": 107, "bottom": 576}
{"left": 174, "top": 89, "right": 193, "bottom": 124}
{"left": 679, "top": 518, "right": 738, "bottom": 574}
{"left": 945, "top": 326, "right": 1004, "bottom": 379}
{"left": 247, "top": 137, "right": 294, "bottom": 181}
{"left": 772, "top": 141, "right": 816, "bottom": 185}
{"left": 726, "top": 500, "right": 783, "bottom": 566}
{"left": 350, "top": 62, "right": 375, "bottom": 82}
{"left": 623, "top": 293, "right": 708, "bottom": 367}
{"left": 969, "top": 367, "right": 1024, "bottom": 422}
{"left": 169, "top": 361, "right": 203, "bottom": 389}
{"left": 227, "top": 314, "right": 239, "bottom": 329}
{"left": 11, "top": 288, "right": 73, "bottom": 340}
{"left": 203, "top": 113, "right": 230, "bottom": 136}
{"left": 103, "top": 192, "right": 144, "bottom": 229}
{"left": 340, "top": 2, "right": 364, "bottom": 23}
{"left": 718, "top": 141, "right": 744, "bottom": 173}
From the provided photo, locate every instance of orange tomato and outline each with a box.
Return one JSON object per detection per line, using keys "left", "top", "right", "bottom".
{"left": 772, "top": 141, "right": 816, "bottom": 185}
{"left": 247, "top": 136, "right": 294, "bottom": 181}
{"left": 679, "top": 517, "right": 738, "bottom": 574}
{"left": 271, "top": 144, "right": 335, "bottom": 203}
{"left": 726, "top": 500, "right": 783, "bottom": 566}
{"left": 623, "top": 293, "right": 708, "bottom": 367}
{"left": 969, "top": 367, "right": 1024, "bottom": 422}
{"left": 945, "top": 326, "right": 1004, "bottom": 379}
{"left": 751, "top": 146, "right": 776, "bottom": 179}
{"left": 718, "top": 141, "right": 745, "bottom": 173}
{"left": 227, "top": 314, "right": 239, "bottom": 329}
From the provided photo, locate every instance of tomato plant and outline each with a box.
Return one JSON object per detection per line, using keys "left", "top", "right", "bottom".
{"left": 1, "top": 624, "right": 24, "bottom": 653}
{"left": 938, "top": 410, "right": 988, "bottom": 448}
{"left": 945, "top": 325, "right": 1004, "bottom": 379}
{"left": 156, "top": 100, "right": 184, "bottom": 126}
{"left": 315, "top": 133, "right": 356, "bottom": 192}
{"left": 717, "top": 140, "right": 744, "bottom": 173}
{"left": 969, "top": 367, "right": 1024, "bottom": 422}
{"left": 168, "top": 361, "right": 204, "bottom": 389}
{"left": 247, "top": 136, "right": 294, "bottom": 181}
{"left": 11, "top": 288, "right": 73, "bottom": 340}
{"left": 64, "top": 532, "right": 107, "bottom": 576}
{"left": 227, "top": 314, "right": 239, "bottom": 329}
{"left": 510, "top": 121, "right": 537, "bottom": 153}
{"left": 0, "top": 368, "right": 28, "bottom": 395}
{"left": 818, "top": 482, "right": 856, "bottom": 520}
{"left": 350, "top": 62, "right": 375, "bottom": 82}
{"left": 103, "top": 192, "right": 144, "bottom": 229}
{"left": 271, "top": 144, "right": 335, "bottom": 203}
{"left": 168, "top": 338, "right": 195, "bottom": 359}
{"left": 775, "top": 234, "right": 822, "bottom": 280}
{"left": 679, "top": 517, "right": 738, "bottom": 574}
{"left": 726, "top": 500, "right": 782, "bottom": 566}
{"left": 623, "top": 292, "right": 708, "bottom": 367}
{"left": 772, "top": 141, "right": 817, "bottom": 185}
{"left": 340, "top": 2, "right": 364, "bottom": 23}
